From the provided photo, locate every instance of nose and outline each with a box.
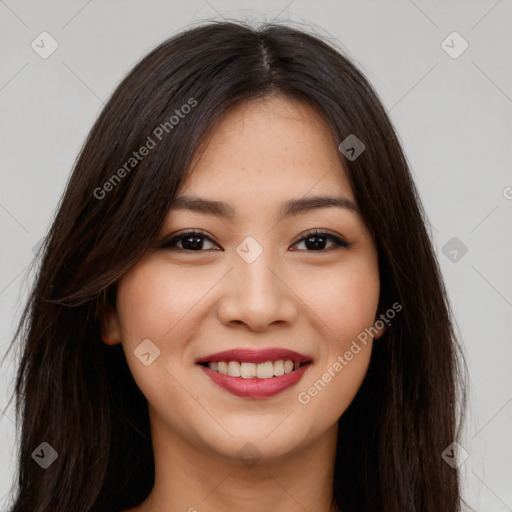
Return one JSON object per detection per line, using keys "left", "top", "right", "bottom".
{"left": 216, "top": 247, "right": 298, "bottom": 332}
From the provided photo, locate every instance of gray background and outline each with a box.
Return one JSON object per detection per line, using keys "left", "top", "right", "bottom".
{"left": 1, "top": 0, "right": 511, "bottom": 510}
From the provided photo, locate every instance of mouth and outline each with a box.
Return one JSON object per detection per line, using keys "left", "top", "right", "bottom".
{"left": 196, "top": 348, "right": 313, "bottom": 399}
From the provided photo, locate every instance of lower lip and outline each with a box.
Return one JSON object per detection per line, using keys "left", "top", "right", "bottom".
{"left": 199, "top": 363, "right": 311, "bottom": 399}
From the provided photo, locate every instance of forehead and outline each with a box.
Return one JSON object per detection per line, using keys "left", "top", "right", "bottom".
{"left": 179, "top": 96, "right": 356, "bottom": 211}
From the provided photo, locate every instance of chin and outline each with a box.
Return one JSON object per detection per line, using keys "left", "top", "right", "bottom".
{"left": 195, "top": 418, "right": 313, "bottom": 462}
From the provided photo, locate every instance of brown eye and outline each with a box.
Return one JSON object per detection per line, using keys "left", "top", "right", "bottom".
{"left": 160, "top": 231, "right": 221, "bottom": 251}
{"left": 291, "top": 230, "right": 351, "bottom": 251}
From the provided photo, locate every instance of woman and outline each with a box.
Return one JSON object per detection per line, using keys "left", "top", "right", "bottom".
{"left": 4, "top": 20, "right": 469, "bottom": 512}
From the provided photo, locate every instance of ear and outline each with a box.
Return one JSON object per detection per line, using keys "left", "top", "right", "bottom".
{"left": 101, "top": 308, "right": 122, "bottom": 346}
{"left": 373, "top": 320, "right": 388, "bottom": 340}
{"left": 373, "top": 306, "right": 389, "bottom": 340}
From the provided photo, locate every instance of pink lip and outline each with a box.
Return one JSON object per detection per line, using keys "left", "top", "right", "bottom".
{"left": 196, "top": 348, "right": 313, "bottom": 399}
{"left": 199, "top": 363, "right": 311, "bottom": 399}
{"left": 196, "top": 348, "right": 312, "bottom": 365}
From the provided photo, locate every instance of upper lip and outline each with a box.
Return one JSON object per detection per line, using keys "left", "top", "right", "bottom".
{"left": 196, "top": 348, "right": 312, "bottom": 365}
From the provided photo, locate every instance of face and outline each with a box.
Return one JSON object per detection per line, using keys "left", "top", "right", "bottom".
{"left": 104, "top": 95, "right": 385, "bottom": 462}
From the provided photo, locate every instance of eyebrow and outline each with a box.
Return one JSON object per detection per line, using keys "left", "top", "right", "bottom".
{"left": 170, "top": 194, "right": 359, "bottom": 221}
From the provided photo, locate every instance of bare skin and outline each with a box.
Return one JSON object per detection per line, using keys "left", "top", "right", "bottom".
{"left": 104, "top": 95, "right": 386, "bottom": 512}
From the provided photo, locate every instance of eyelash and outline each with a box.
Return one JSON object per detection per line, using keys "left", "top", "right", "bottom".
{"left": 160, "top": 229, "right": 351, "bottom": 252}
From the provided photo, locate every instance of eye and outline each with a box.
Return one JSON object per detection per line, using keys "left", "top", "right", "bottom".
{"left": 160, "top": 230, "right": 221, "bottom": 251}
{"left": 291, "top": 229, "right": 351, "bottom": 251}
{"left": 160, "top": 229, "right": 351, "bottom": 252}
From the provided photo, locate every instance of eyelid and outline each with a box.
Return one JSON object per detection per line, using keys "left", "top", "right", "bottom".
{"left": 292, "top": 228, "right": 349, "bottom": 245}
{"left": 290, "top": 228, "right": 351, "bottom": 249}
{"left": 159, "top": 229, "right": 221, "bottom": 250}
{"left": 160, "top": 228, "right": 351, "bottom": 251}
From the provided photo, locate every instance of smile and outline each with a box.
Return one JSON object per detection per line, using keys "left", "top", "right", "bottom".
{"left": 196, "top": 348, "right": 313, "bottom": 399}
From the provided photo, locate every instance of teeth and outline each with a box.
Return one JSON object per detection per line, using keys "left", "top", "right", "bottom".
{"left": 257, "top": 361, "right": 274, "bottom": 379}
{"left": 227, "top": 361, "right": 241, "bottom": 377}
{"left": 207, "top": 359, "right": 304, "bottom": 379}
{"left": 273, "top": 360, "right": 284, "bottom": 376}
{"left": 240, "top": 362, "right": 256, "bottom": 378}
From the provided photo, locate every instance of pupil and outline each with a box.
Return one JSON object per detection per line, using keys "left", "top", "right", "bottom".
{"left": 183, "top": 235, "right": 203, "bottom": 250}
{"left": 306, "top": 235, "right": 326, "bottom": 250}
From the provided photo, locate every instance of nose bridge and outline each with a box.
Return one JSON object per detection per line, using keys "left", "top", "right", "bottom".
{"left": 239, "top": 247, "right": 279, "bottom": 294}
{"left": 216, "top": 236, "right": 296, "bottom": 329}
{"left": 234, "top": 239, "right": 281, "bottom": 304}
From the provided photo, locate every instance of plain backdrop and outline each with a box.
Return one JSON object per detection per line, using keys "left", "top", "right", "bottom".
{"left": 1, "top": 1, "right": 511, "bottom": 510}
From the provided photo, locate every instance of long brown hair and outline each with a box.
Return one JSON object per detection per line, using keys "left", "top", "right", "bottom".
{"left": 3, "top": 20, "right": 470, "bottom": 512}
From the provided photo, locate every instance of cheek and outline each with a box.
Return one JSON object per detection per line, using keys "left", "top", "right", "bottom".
{"left": 114, "top": 262, "right": 196, "bottom": 412}
{"left": 114, "top": 259, "right": 228, "bottom": 398}
{"left": 300, "top": 348, "right": 371, "bottom": 429}
{"left": 293, "top": 255, "right": 379, "bottom": 418}
{"left": 116, "top": 259, "right": 213, "bottom": 340}
{"left": 297, "top": 257, "right": 380, "bottom": 347}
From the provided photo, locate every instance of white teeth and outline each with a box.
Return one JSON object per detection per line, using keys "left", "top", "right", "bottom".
{"left": 206, "top": 359, "right": 305, "bottom": 379}
{"left": 227, "top": 361, "right": 241, "bottom": 377}
{"left": 273, "top": 360, "right": 284, "bottom": 376}
{"left": 284, "top": 360, "right": 294, "bottom": 373}
{"left": 240, "top": 362, "right": 257, "bottom": 379}
{"left": 257, "top": 361, "right": 274, "bottom": 379}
